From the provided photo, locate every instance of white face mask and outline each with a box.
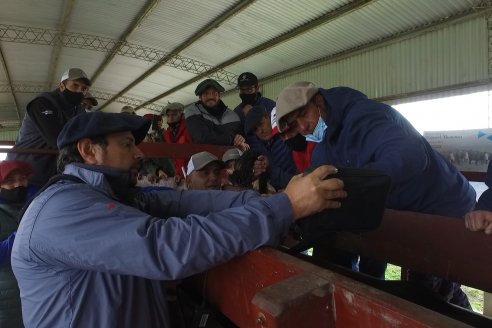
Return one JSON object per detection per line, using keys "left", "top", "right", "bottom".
{"left": 303, "top": 109, "right": 328, "bottom": 143}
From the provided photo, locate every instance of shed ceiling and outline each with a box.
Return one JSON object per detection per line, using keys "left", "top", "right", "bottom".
{"left": 0, "top": 0, "right": 488, "bottom": 129}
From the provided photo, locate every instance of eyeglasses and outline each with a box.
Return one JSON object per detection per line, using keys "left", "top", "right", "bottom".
{"left": 278, "top": 107, "right": 308, "bottom": 132}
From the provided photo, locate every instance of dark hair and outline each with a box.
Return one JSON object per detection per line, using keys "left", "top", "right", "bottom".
{"left": 57, "top": 136, "right": 108, "bottom": 172}
{"left": 229, "top": 149, "right": 268, "bottom": 193}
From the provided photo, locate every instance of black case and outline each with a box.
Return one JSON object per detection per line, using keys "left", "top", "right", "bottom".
{"left": 288, "top": 167, "right": 392, "bottom": 252}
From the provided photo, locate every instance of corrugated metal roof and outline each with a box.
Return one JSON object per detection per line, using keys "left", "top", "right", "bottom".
{"left": 0, "top": 0, "right": 488, "bottom": 126}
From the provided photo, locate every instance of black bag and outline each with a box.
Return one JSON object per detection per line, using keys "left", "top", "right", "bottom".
{"left": 288, "top": 167, "right": 392, "bottom": 253}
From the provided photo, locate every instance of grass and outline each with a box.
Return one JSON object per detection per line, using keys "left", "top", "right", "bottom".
{"left": 385, "top": 264, "right": 484, "bottom": 314}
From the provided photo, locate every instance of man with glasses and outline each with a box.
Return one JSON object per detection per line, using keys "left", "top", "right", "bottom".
{"left": 7, "top": 68, "right": 91, "bottom": 187}
{"left": 234, "top": 72, "right": 276, "bottom": 125}
{"left": 275, "top": 81, "right": 476, "bottom": 309}
{"left": 185, "top": 78, "right": 249, "bottom": 151}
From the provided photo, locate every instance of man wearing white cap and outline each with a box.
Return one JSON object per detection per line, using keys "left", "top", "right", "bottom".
{"left": 275, "top": 81, "right": 475, "bottom": 308}
{"left": 185, "top": 151, "right": 225, "bottom": 190}
{"left": 81, "top": 92, "right": 98, "bottom": 112}
{"left": 8, "top": 68, "right": 91, "bottom": 187}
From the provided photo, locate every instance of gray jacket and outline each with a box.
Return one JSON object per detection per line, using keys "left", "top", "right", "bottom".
{"left": 185, "top": 101, "right": 242, "bottom": 145}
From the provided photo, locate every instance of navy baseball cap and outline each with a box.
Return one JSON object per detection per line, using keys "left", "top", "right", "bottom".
{"left": 57, "top": 112, "right": 151, "bottom": 149}
{"left": 237, "top": 72, "right": 258, "bottom": 87}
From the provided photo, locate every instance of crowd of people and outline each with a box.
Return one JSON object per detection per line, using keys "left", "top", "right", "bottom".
{"left": 0, "top": 68, "right": 490, "bottom": 327}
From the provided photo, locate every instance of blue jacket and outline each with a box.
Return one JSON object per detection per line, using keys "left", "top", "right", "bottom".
{"left": 234, "top": 94, "right": 276, "bottom": 125}
{"left": 311, "top": 87, "right": 475, "bottom": 217}
{"left": 7, "top": 89, "right": 85, "bottom": 187}
{"left": 12, "top": 164, "right": 293, "bottom": 328}
{"left": 0, "top": 232, "right": 15, "bottom": 267}
{"left": 247, "top": 134, "right": 298, "bottom": 190}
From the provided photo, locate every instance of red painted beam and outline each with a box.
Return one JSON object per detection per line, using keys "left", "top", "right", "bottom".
{"left": 336, "top": 209, "right": 492, "bottom": 293}
{"left": 194, "top": 249, "right": 471, "bottom": 327}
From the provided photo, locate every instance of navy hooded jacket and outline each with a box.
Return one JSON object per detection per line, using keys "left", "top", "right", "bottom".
{"left": 311, "top": 87, "right": 475, "bottom": 217}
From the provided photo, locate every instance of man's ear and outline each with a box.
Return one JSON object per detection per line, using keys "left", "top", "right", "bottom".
{"left": 314, "top": 93, "right": 328, "bottom": 117}
{"left": 59, "top": 82, "right": 66, "bottom": 92}
{"left": 77, "top": 138, "right": 98, "bottom": 164}
{"left": 314, "top": 93, "right": 324, "bottom": 107}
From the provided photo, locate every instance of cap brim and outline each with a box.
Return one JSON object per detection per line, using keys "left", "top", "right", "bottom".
{"left": 195, "top": 160, "right": 225, "bottom": 171}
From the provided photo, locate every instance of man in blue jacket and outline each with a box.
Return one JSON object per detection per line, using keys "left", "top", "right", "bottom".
{"left": 244, "top": 105, "right": 298, "bottom": 190}
{"left": 275, "top": 81, "right": 476, "bottom": 309}
{"left": 12, "top": 111, "right": 346, "bottom": 327}
{"left": 234, "top": 72, "right": 276, "bottom": 125}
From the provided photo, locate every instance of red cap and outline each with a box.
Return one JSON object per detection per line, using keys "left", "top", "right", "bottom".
{"left": 0, "top": 160, "right": 32, "bottom": 183}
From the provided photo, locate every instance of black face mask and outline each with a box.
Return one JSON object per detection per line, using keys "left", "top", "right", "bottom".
{"left": 239, "top": 93, "right": 257, "bottom": 106}
{"left": 285, "top": 133, "right": 308, "bottom": 152}
{"left": 0, "top": 186, "right": 28, "bottom": 204}
{"left": 62, "top": 89, "right": 85, "bottom": 106}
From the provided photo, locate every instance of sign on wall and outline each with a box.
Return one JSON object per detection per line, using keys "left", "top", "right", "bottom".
{"left": 424, "top": 128, "right": 492, "bottom": 172}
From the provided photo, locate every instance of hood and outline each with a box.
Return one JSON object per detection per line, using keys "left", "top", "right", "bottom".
{"left": 319, "top": 87, "right": 368, "bottom": 140}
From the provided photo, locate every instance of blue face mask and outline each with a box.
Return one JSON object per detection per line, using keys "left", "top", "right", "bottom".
{"left": 304, "top": 115, "right": 327, "bottom": 143}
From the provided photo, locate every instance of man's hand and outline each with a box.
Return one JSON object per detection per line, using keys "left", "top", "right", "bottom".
{"left": 465, "top": 210, "right": 492, "bottom": 234}
{"left": 253, "top": 155, "right": 269, "bottom": 177}
{"left": 233, "top": 134, "right": 250, "bottom": 152}
{"left": 284, "top": 166, "right": 346, "bottom": 220}
{"left": 233, "top": 134, "right": 245, "bottom": 145}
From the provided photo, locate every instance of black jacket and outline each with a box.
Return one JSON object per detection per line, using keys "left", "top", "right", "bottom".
{"left": 8, "top": 89, "right": 85, "bottom": 187}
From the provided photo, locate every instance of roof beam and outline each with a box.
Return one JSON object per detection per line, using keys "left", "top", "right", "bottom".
{"left": 97, "top": 0, "right": 255, "bottom": 111}
{"left": 90, "top": 0, "right": 160, "bottom": 83}
{"left": 0, "top": 43, "right": 21, "bottom": 123}
{"left": 260, "top": 5, "right": 492, "bottom": 87}
{"left": 45, "top": 0, "right": 75, "bottom": 89}
{"left": 0, "top": 24, "right": 238, "bottom": 85}
{"left": 134, "top": 0, "right": 375, "bottom": 110}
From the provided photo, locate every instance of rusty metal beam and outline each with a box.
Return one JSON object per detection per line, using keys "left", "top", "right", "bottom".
{"left": 0, "top": 43, "right": 21, "bottom": 123}
{"left": 90, "top": 0, "right": 160, "bottom": 83}
{"left": 45, "top": 0, "right": 75, "bottom": 89}
{"left": 98, "top": 0, "right": 255, "bottom": 112}
{"left": 133, "top": 0, "right": 375, "bottom": 110}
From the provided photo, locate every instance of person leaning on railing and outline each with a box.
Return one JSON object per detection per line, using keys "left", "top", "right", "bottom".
{"left": 465, "top": 161, "right": 492, "bottom": 234}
